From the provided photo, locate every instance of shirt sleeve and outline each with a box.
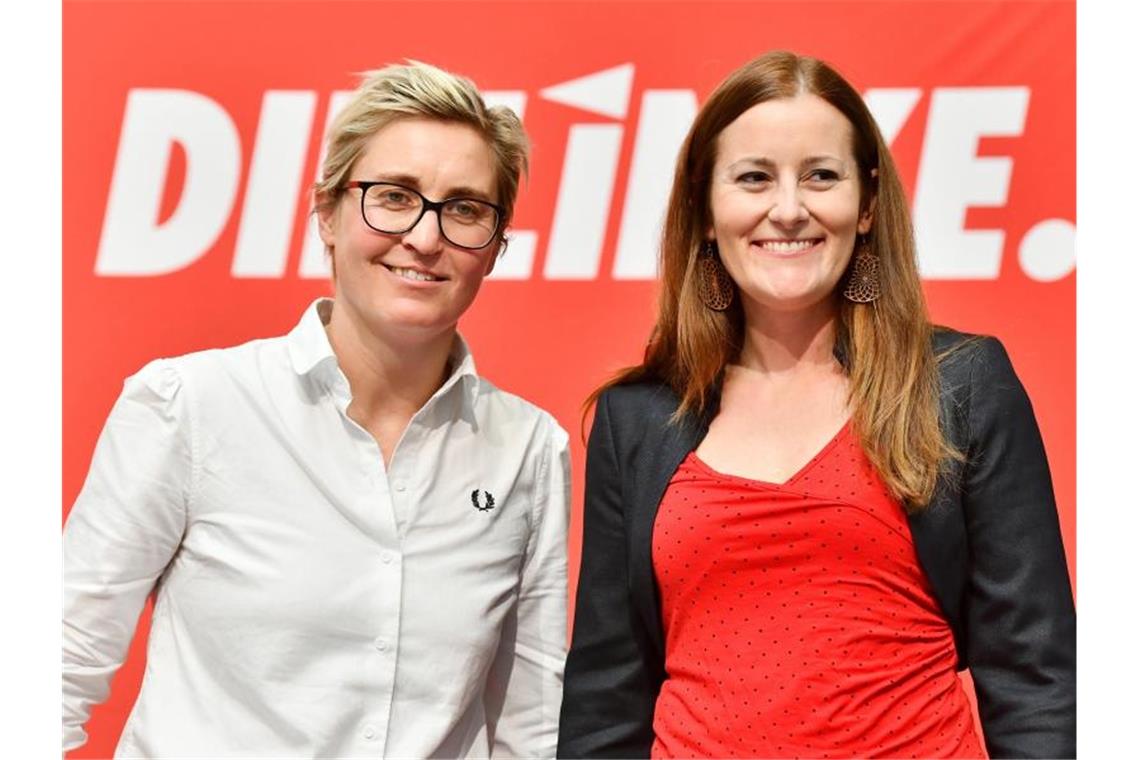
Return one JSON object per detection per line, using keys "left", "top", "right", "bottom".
{"left": 960, "top": 338, "right": 1076, "bottom": 758}
{"left": 62, "top": 359, "right": 193, "bottom": 752}
{"left": 484, "top": 414, "right": 570, "bottom": 759}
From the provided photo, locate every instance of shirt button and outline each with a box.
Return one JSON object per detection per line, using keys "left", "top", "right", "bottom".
{"left": 381, "top": 552, "right": 393, "bottom": 564}
{"left": 374, "top": 638, "right": 389, "bottom": 652}
{"left": 394, "top": 481, "right": 407, "bottom": 492}
{"left": 363, "top": 725, "right": 378, "bottom": 740}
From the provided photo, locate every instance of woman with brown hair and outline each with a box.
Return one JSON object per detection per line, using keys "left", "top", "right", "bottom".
{"left": 557, "top": 51, "right": 1074, "bottom": 759}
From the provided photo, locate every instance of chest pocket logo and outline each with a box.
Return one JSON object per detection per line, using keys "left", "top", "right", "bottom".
{"left": 471, "top": 490, "right": 496, "bottom": 512}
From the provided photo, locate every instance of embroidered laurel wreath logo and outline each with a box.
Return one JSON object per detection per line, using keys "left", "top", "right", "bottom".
{"left": 471, "top": 490, "right": 496, "bottom": 512}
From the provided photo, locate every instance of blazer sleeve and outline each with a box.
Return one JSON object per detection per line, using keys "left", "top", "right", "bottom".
{"left": 557, "top": 392, "right": 659, "bottom": 758}
{"left": 960, "top": 337, "right": 1076, "bottom": 758}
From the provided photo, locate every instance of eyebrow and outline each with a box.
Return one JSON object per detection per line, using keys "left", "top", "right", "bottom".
{"left": 725, "top": 155, "right": 847, "bottom": 172}
{"left": 366, "top": 172, "right": 497, "bottom": 203}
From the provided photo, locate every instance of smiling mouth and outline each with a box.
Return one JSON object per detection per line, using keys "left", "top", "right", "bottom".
{"left": 382, "top": 264, "right": 445, "bottom": 282}
{"left": 754, "top": 239, "right": 823, "bottom": 254}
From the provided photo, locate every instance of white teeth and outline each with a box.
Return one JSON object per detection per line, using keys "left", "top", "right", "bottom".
{"left": 389, "top": 266, "right": 441, "bottom": 282}
{"left": 760, "top": 240, "right": 817, "bottom": 253}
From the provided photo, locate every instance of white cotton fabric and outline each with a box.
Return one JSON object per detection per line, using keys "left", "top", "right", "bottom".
{"left": 63, "top": 298, "right": 569, "bottom": 758}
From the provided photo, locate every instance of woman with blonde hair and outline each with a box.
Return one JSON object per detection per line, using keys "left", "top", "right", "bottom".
{"left": 558, "top": 50, "right": 1074, "bottom": 758}
{"left": 64, "top": 61, "right": 568, "bottom": 757}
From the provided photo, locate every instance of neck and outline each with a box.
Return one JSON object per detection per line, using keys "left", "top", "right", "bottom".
{"left": 736, "top": 296, "right": 839, "bottom": 375}
{"left": 324, "top": 301, "right": 455, "bottom": 422}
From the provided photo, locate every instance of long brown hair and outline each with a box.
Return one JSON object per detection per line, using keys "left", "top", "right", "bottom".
{"left": 592, "top": 51, "right": 957, "bottom": 509}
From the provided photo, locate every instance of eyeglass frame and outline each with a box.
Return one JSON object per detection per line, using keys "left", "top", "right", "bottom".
{"left": 342, "top": 180, "right": 506, "bottom": 251}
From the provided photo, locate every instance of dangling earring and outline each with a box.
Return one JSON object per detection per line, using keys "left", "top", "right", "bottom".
{"left": 697, "top": 241, "right": 735, "bottom": 311}
{"left": 843, "top": 235, "right": 881, "bottom": 303}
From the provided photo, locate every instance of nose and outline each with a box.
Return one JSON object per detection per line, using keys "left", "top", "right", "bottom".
{"left": 401, "top": 208, "right": 445, "bottom": 255}
{"left": 768, "top": 181, "right": 809, "bottom": 227}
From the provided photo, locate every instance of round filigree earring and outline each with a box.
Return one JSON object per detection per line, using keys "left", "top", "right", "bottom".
{"left": 697, "top": 241, "right": 735, "bottom": 311}
{"left": 842, "top": 235, "right": 881, "bottom": 303}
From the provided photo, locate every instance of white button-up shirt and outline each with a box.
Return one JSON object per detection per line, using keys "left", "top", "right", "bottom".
{"left": 63, "top": 299, "right": 570, "bottom": 758}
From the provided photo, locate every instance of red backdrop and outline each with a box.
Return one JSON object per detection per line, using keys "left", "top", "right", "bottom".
{"left": 64, "top": 1, "right": 1074, "bottom": 755}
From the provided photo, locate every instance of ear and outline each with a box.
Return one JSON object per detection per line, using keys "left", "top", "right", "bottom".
{"left": 314, "top": 197, "right": 339, "bottom": 283}
{"left": 858, "top": 169, "right": 878, "bottom": 235}
{"left": 858, "top": 197, "right": 876, "bottom": 235}
{"left": 316, "top": 196, "right": 339, "bottom": 249}
{"left": 485, "top": 236, "right": 505, "bottom": 277}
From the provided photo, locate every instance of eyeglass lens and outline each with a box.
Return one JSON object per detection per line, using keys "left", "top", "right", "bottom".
{"left": 361, "top": 183, "right": 499, "bottom": 249}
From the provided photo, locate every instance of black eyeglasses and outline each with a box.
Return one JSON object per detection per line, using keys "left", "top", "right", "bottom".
{"left": 343, "top": 181, "right": 505, "bottom": 251}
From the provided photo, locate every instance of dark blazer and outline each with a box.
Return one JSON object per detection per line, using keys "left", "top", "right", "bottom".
{"left": 558, "top": 330, "right": 1076, "bottom": 759}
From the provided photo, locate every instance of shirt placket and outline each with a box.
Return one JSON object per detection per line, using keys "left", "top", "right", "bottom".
{"left": 329, "top": 372, "right": 403, "bottom": 756}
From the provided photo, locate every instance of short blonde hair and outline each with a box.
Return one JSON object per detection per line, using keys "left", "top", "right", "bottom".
{"left": 314, "top": 61, "right": 529, "bottom": 233}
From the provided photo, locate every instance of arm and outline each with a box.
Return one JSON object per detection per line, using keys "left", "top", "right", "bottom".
{"left": 63, "top": 360, "right": 192, "bottom": 751}
{"left": 961, "top": 338, "right": 1076, "bottom": 758}
{"left": 485, "top": 416, "right": 570, "bottom": 759}
{"left": 557, "top": 393, "right": 659, "bottom": 758}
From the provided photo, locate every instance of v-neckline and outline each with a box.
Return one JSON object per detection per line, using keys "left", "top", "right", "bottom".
{"left": 690, "top": 418, "right": 851, "bottom": 489}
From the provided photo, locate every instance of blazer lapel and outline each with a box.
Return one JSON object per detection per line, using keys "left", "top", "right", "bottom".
{"left": 626, "top": 385, "right": 718, "bottom": 661}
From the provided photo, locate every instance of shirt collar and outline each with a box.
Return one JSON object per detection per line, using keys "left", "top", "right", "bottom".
{"left": 286, "top": 298, "right": 337, "bottom": 377}
{"left": 286, "top": 298, "right": 480, "bottom": 409}
{"left": 444, "top": 331, "right": 481, "bottom": 411}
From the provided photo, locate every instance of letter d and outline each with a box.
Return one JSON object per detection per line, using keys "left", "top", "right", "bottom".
{"left": 95, "top": 89, "right": 240, "bottom": 276}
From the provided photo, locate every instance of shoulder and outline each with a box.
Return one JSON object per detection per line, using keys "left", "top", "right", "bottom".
{"left": 168, "top": 333, "right": 288, "bottom": 376}
{"left": 129, "top": 333, "right": 291, "bottom": 406}
{"left": 595, "top": 380, "right": 683, "bottom": 426}
{"left": 592, "top": 380, "right": 708, "bottom": 463}
{"left": 932, "top": 326, "right": 1020, "bottom": 395}
{"left": 121, "top": 356, "right": 185, "bottom": 404}
{"left": 932, "top": 327, "right": 1034, "bottom": 452}
{"left": 473, "top": 377, "right": 569, "bottom": 449}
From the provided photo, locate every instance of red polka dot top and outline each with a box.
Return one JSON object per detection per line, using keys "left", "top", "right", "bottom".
{"left": 651, "top": 422, "right": 986, "bottom": 759}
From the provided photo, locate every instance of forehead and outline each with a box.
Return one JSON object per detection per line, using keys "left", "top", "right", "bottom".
{"left": 715, "top": 94, "right": 857, "bottom": 166}
{"left": 352, "top": 117, "right": 498, "bottom": 196}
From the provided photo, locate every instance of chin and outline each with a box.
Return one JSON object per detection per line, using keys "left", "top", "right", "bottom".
{"left": 389, "top": 312, "right": 453, "bottom": 333}
{"left": 744, "top": 285, "right": 835, "bottom": 313}
{"left": 354, "top": 303, "right": 443, "bottom": 334}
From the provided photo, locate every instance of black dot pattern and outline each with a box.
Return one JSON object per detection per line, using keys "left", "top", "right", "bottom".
{"left": 649, "top": 424, "right": 986, "bottom": 759}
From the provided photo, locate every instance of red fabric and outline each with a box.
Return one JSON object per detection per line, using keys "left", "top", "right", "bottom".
{"left": 650, "top": 423, "right": 985, "bottom": 758}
